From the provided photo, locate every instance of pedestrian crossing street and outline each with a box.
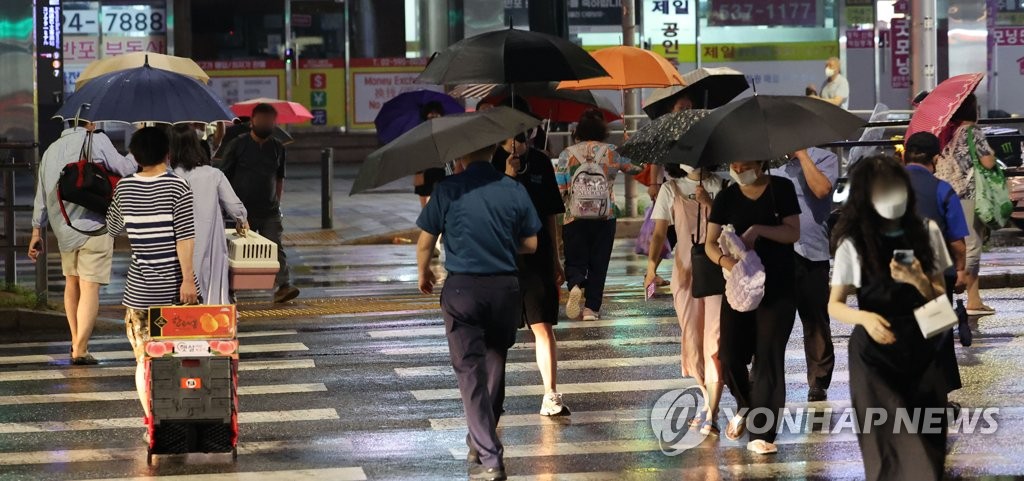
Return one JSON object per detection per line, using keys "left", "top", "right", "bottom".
{"left": 2, "top": 287, "right": 1024, "bottom": 480}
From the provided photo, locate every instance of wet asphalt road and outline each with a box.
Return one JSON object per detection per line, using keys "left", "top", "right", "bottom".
{"left": 2, "top": 242, "right": 1024, "bottom": 480}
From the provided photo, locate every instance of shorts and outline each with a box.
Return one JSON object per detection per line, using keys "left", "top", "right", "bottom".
{"left": 60, "top": 235, "right": 114, "bottom": 284}
{"left": 124, "top": 307, "right": 150, "bottom": 363}
{"left": 518, "top": 241, "right": 559, "bottom": 327}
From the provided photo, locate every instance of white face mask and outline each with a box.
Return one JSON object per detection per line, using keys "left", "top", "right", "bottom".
{"left": 872, "top": 188, "right": 909, "bottom": 220}
{"left": 729, "top": 167, "right": 759, "bottom": 186}
{"left": 825, "top": 67, "right": 836, "bottom": 78}
{"left": 680, "top": 164, "right": 695, "bottom": 175}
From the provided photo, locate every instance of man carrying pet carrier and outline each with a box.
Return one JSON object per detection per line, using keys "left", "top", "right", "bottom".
{"left": 29, "top": 120, "right": 137, "bottom": 365}
{"left": 416, "top": 143, "right": 541, "bottom": 481}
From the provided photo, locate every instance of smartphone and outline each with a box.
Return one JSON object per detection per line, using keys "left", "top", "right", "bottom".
{"left": 645, "top": 282, "right": 656, "bottom": 301}
{"left": 893, "top": 249, "right": 915, "bottom": 265}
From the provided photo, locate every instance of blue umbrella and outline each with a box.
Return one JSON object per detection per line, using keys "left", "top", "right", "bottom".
{"left": 374, "top": 90, "right": 464, "bottom": 144}
{"left": 54, "top": 63, "right": 234, "bottom": 124}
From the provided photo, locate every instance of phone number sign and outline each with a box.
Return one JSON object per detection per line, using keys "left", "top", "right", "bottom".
{"left": 62, "top": 6, "right": 166, "bottom": 35}
{"left": 709, "top": 0, "right": 818, "bottom": 27}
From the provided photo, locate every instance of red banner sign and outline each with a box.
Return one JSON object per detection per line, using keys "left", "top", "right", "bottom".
{"left": 891, "top": 18, "right": 911, "bottom": 88}
{"left": 709, "top": 0, "right": 817, "bottom": 26}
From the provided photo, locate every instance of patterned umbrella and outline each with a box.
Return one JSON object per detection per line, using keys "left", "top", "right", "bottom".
{"left": 618, "top": 110, "right": 710, "bottom": 165}
{"left": 905, "top": 73, "right": 983, "bottom": 147}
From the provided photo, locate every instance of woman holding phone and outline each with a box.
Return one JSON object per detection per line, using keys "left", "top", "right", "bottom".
{"left": 828, "top": 155, "right": 951, "bottom": 481}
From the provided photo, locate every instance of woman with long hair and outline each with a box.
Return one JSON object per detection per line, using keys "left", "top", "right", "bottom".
{"left": 556, "top": 109, "right": 642, "bottom": 321}
{"left": 170, "top": 124, "right": 248, "bottom": 305}
{"left": 703, "top": 160, "right": 801, "bottom": 455}
{"left": 829, "top": 155, "right": 951, "bottom": 480}
{"left": 644, "top": 163, "right": 725, "bottom": 435}
{"left": 934, "top": 93, "right": 999, "bottom": 315}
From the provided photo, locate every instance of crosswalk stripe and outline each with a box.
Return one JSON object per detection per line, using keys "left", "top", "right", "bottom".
{"left": 383, "top": 337, "right": 680, "bottom": 355}
{"left": 0, "top": 342, "right": 309, "bottom": 365}
{"left": 0, "top": 383, "right": 327, "bottom": 406}
{"left": 73, "top": 467, "right": 368, "bottom": 481}
{"left": 0, "top": 359, "right": 317, "bottom": 383}
{"left": 0, "top": 408, "right": 339, "bottom": 434}
{"left": 412, "top": 377, "right": 862, "bottom": 402}
{"left": 369, "top": 317, "right": 677, "bottom": 339}
{"left": 0, "top": 440, "right": 355, "bottom": 466}
{"left": 429, "top": 400, "right": 857, "bottom": 430}
{"left": 396, "top": 355, "right": 681, "bottom": 377}
{"left": 0, "top": 330, "right": 300, "bottom": 350}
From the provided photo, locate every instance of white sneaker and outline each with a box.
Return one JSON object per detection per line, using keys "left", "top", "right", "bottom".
{"left": 746, "top": 439, "right": 778, "bottom": 455}
{"left": 582, "top": 308, "right": 599, "bottom": 321}
{"left": 566, "top": 286, "right": 584, "bottom": 320}
{"left": 539, "top": 392, "right": 570, "bottom": 416}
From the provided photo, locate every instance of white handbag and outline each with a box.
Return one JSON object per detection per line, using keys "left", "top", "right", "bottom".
{"left": 914, "top": 295, "right": 958, "bottom": 339}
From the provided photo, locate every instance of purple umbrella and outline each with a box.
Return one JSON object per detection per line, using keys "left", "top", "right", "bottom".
{"left": 374, "top": 90, "right": 464, "bottom": 144}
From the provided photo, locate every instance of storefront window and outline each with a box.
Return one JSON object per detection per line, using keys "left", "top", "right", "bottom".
{"left": 190, "top": 0, "right": 284, "bottom": 60}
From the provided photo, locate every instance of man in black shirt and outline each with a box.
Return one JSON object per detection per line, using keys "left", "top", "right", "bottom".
{"left": 219, "top": 103, "right": 299, "bottom": 303}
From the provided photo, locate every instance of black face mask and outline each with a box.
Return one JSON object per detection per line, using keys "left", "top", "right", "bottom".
{"left": 252, "top": 127, "right": 273, "bottom": 139}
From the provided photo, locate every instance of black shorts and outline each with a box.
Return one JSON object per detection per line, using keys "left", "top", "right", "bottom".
{"left": 517, "top": 241, "right": 559, "bottom": 327}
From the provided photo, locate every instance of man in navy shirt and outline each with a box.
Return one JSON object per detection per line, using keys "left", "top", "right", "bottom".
{"left": 417, "top": 143, "right": 541, "bottom": 481}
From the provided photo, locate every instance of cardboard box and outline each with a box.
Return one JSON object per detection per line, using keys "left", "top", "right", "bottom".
{"left": 148, "top": 305, "right": 237, "bottom": 339}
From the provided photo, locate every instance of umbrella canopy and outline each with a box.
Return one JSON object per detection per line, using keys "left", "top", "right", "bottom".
{"left": 644, "top": 67, "right": 748, "bottom": 118}
{"left": 374, "top": 90, "right": 465, "bottom": 144}
{"left": 416, "top": 28, "right": 609, "bottom": 85}
{"left": 671, "top": 95, "right": 865, "bottom": 167}
{"left": 454, "top": 82, "right": 620, "bottom": 122}
{"left": 618, "top": 110, "right": 710, "bottom": 165}
{"left": 55, "top": 64, "right": 234, "bottom": 125}
{"left": 351, "top": 107, "right": 541, "bottom": 194}
{"left": 76, "top": 52, "right": 209, "bottom": 89}
{"left": 231, "top": 98, "right": 314, "bottom": 125}
{"left": 905, "top": 73, "right": 983, "bottom": 145}
{"left": 557, "top": 46, "right": 685, "bottom": 91}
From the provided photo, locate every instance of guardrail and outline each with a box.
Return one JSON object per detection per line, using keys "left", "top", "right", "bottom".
{"left": 0, "top": 142, "right": 46, "bottom": 307}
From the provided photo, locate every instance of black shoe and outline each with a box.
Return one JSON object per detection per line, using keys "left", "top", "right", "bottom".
{"left": 273, "top": 284, "right": 300, "bottom": 304}
{"left": 466, "top": 434, "right": 481, "bottom": 465}
{"left": 468, "top": 465, "right": 507, "bottom": 480}
{"left": 808, "top": 387, "right": 827, "bottom": 402}
{"left": 957, "top": 309, "right": 973, "bottom": 347}
{"left": 71, "top": 354, "right": 99, "bottom": 366}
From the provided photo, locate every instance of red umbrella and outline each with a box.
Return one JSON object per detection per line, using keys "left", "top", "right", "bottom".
{"left": 230, "top": 98, "right": 314, "bottom": 124}
{"left": 905, "top": 73, "right": 983, "bottom": 147}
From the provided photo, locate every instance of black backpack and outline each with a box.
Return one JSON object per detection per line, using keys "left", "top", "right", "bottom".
{"left": 56, "top": 133, "right": 122, "bottom": 235}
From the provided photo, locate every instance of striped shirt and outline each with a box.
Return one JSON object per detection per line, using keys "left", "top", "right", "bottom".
{"left": 106, "top": 173, "right": 198, "bottom": 309}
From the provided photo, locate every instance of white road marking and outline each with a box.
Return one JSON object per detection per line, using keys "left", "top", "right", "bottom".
{"left": 0, "top": 440, "right": 355, "bottom": 466}
{"left": 397, "top": 356, "right": 680, "bottom": 377}
{"left": 0, "top": 359, "right": 316, "bottom": 383}
{"left": 383, "top": 337, "right": 680, "bottom": 355}
{"left": 369, "top": 317, "right": 677, "bottom": 339}
{"left": 0, "top": 383, "right": 327, "bottom": 406}
{"left": 75, "top": 467, "right": 367, "bottom": 481}
{"left": 0, "top": 330, "right": 299, "bottom": 350}
{"left": 0, "top": 342, "right": 309, "bottom": 365}
{"left": 0, "top": 408, "right": 339, "bottom": 434}
{"left": 412, "top": 378, "right": 684, "bottom": 401}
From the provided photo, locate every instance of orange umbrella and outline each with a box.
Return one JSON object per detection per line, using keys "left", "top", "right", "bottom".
{"left": 557, "top": 46, "right": 685, "bottom": 91}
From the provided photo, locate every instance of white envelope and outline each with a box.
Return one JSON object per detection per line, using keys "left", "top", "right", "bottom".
{"left": 914, "top": 295, "right": 958, "bottom": 339}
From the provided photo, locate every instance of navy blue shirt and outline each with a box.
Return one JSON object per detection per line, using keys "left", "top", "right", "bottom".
{"left": 417, "top": 161, "right": 542, "bottom": 274}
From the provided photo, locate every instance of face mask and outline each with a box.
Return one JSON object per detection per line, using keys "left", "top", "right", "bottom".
{"left": 252, "top": 127, "right": 273, "bottom": 139}
{"left": 195, "top": 128, "right": 206, "bottom": 140}
{"left": 729, "top": 167, "right": 758, "bottom": 186}
{"left": 680, "top": 164, "right": 695, "bottom": 175}
{"left": 825, "top": 67, "right": 836, "bottom": 77}
{"left": 872, "top": 188, "right": 908, "bottom": 220}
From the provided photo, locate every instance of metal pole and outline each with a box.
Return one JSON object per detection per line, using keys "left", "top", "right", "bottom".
{"left": 3, "top": 166, "right": 14, "bottom": 287}
{"left": 910, "top": 0, "right": 938, "bottom": 94}
{"left": 284, "top": 0, "right": 293, "bottom": 102}
{"left": 622, "top": 0, "right": 638, "bottom": 218}
{"left": 321, "top": 148, "right": 334, "bottom": 229}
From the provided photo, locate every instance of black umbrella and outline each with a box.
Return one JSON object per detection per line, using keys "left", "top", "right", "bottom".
{"left": 619, "top": 110, "right": 710, "bottom": 165}
{"left": 671, "top": 95, "right": 865, "bottom": 167}
{"left": 351, "top": 107, "right": 541, "bottom": 195}
{"left": 416, "top": 28, "right": 609, "bottom": 85}
{"left": 643, "top": 67, "right": 749, "bottom": 119}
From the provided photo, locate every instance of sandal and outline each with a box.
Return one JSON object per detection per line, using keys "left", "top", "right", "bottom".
{"left": 688, "top": 410, "right": 707, "bottom": 429}
{"left": 725, "top": 415, "right": 746, "bottom": 441}
{"left": 746, "top": 439, "right": 778, "bottom": 455}
{"left": 71, "top": 354, "right": 99, "bottom": 366}
{"left": 700, "top": 420, "right": 720, "bottom": 436}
